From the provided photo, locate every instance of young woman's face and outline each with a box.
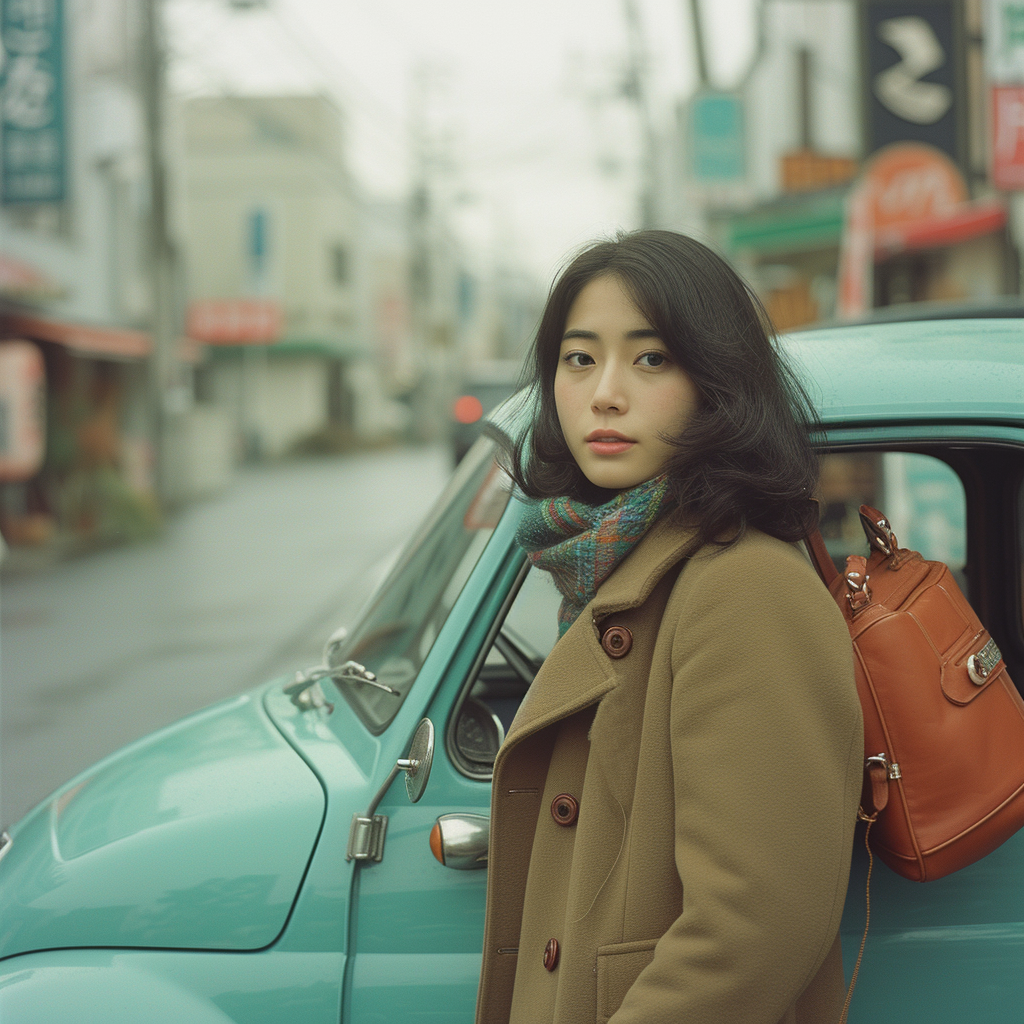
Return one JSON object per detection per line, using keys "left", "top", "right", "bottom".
{"left": 554, "top": 274, "right": 700, "bottom": 491}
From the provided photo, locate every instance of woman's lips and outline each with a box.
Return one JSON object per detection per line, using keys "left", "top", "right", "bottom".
{"left": 585, "top": 432, "right": 636, "bottom": 455}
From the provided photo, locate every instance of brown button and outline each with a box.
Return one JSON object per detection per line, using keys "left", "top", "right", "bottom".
{"left": 543, "top": 937, "right": 560, "bottom": 971}
{"left": 601, "top": 625, "right": 632, "bottom": 658}
{"left": 551, "top": 793, "right": 579, "bottom": 826}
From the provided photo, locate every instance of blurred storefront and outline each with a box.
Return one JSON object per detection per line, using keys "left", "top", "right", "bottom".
{"left": 0, "top": 299, "right": 160, "bottom": 555}
{"left": 0, "top": 0, "right": 178, "bottom": 558}
{"left": 710, "top": 0, "right": 1014, "bottom": 330}
{"left": 687, "top": 0, "right": 1012, "bottom": 550}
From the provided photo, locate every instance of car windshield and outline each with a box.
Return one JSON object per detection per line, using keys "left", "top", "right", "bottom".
{"left": 328, "top": 436, "right": 513, "bottom": 732}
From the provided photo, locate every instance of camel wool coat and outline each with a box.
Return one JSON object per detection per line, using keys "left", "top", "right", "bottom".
{"left": 476, "top": 518, "right": 863, "bottom": 1024}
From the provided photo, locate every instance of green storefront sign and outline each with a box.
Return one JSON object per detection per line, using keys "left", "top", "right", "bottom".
{"left": 1, "top": 0, "right": 66, "bottom": 204}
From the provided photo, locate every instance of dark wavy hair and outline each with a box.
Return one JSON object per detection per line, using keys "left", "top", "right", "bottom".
{"left": 506, "top": 229, "right": 821, "bottom": 553}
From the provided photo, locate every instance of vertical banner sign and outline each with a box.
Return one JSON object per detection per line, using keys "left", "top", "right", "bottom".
{"left": 991, "top": 86, "right": 1024, "bottom": 189}
{"left": 687, "top": 91, "right": 746, "bottom": 184}
{"left": 986, "top": 1, "right": 1024, "bottom": 189}
{"left": 985, "top": 0, "right": 1024, "bottom": 82}
{"left": 0, "top": 340, "right": 46, "bottom": 481}
{"left": 0, "top": 0, "right": 66, "bottom": 204}
{"left": 862, "top": 1, "right": 963, "bottom": 166}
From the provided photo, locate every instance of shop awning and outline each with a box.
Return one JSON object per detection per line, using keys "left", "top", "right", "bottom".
{"left": 1, "top": 311, "right": 152, "bottom": 359}
{"left": 874, "top": 200, "right": 1008, "bottom": 259}
{"left": 726, "top": 191, "right": 848, "bottom": 255}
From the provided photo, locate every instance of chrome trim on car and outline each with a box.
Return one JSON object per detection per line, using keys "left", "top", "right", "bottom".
{"left": 0, "top": 830, "right": 12, "bottom": 866}
{"left": 347, "top": 718, "right": 435, "bottom": 863}
{"left": 433, "top": 813, "right": 489, "bottom": 869}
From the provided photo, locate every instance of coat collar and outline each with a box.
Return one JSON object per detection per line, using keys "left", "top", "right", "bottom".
{"left": 499, "top": 517, "right": 698, "bottom": 756}
{"left": 587, "top": 517, "right": 698, "bottom": 621}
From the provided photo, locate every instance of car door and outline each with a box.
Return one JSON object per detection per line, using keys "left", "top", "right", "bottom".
{"left": 823, "top": 437, "right": 1024, "bottom": 1023}
{"left": 343, "top": 557, "right": 565, "bottom": 1024}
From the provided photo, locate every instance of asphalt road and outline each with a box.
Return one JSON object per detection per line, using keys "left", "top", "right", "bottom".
{"left": 0, "top": 445, "right": 451, "bottom": 826}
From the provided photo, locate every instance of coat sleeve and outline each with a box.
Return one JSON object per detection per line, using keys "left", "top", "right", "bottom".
{"left": 610, "top": 539, "right": 863, "bottom": 1024}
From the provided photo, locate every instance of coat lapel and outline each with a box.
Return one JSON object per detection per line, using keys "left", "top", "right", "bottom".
{"left": 501, "top": 518, "right": 698, "bottom": 752}
{"left": 588, "top": 517, "right": 697, "bottom": 621}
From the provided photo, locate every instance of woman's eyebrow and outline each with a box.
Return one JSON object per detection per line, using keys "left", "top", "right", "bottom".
{"left": 561, "top": 328, "right": 660, "bottom": 341}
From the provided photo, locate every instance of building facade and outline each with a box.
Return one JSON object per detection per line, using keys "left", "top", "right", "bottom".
{"left": 0, "top": 0, "right": 164, "bottom": 555}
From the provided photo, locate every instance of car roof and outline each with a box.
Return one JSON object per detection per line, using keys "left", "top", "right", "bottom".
{"left": 488, "top": 318, "right": 1024, "bottom": 436}
{"left": 783, "top": 318, "right": 1024, "bottom": 426}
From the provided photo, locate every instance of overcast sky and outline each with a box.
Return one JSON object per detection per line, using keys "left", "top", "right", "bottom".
{"left": 166, "top": 0, "right": 759, "bottom": 282}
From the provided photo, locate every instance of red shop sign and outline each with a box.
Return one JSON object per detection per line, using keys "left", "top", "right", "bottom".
{"left": 0, "top": 340, "right": 46, "bottom": 481}
{"left": 186, "top": 299, "right": 283, "bottom": 345}
{"left": 991, "top": 86, "right": 1024, "bottom": 192}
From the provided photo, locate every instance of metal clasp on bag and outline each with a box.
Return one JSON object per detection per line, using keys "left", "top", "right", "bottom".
{"left": 865, "top": 753, "right": 901, "bottom": 781}
{"left": 859, "top": 508, "right": 899, "bottom": 557}
{"left": 844, "top": 568, "right": 871, "bottom": 612}
{"left": 967, "top": 638, "right": 1002, "bottom": 686}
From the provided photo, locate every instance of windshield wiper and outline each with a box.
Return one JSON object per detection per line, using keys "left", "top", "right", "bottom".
{"left": 285, "top": 659, "right": 400, "bottom": 710}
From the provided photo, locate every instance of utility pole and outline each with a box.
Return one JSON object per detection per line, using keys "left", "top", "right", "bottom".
{"left": 407, "top": 60, "right": 448, "bottom": 443}
{"left": 687, "top": 0, "right": 711, "bottom": 88}
{"left": 622, "top": 0, "right": 658, "bottom": 228}
{"left": 141, "top": 0, "right": 182, "bottom": 504}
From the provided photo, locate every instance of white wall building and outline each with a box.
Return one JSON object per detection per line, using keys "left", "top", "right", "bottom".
{"left": 743, "top": 1, "right": 861, "bottom": 199}
{"left": 182, "top": 95, "right": 383, "bottom": 457}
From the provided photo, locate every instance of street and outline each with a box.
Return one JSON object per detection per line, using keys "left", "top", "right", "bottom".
{"left": 0, "top": 446, "right": 451, "bottom": 827}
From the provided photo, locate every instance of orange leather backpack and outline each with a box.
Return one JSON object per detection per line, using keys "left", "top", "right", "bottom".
{"left": 807, "top": 505, "right": 1024, "bottom": 882}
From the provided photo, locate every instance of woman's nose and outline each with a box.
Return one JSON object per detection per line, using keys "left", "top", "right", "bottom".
{"left": 591, "top": 362, "right": 628, "bottom": 413}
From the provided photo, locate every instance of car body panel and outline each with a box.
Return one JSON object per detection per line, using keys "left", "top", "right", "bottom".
{"left": 0, "top": 948, "right": 344, "bottom": 1024}
{"left": 787, "top": 320, "right": 1024, "bottom": 424}
{"left": 0, "top": 693, "right": 325, "bottom": 958}
{"left": 842, "top": 825, "right": 1024, "bottom": 1020}
{"left": 260, "top": 686, "right": 373, "bottom": 955}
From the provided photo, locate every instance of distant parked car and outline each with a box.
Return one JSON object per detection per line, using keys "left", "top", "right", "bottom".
{"left": 2, "top": 316, "right": 1024, "bottom": 1022}
{"left": 449, "top": 359, "right": 521, "bottom": 464}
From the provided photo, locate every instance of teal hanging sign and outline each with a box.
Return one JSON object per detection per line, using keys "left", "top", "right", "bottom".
{"left": 1, "top": 0, "right": 67, "bottom": 204}
{"left": 687, "top": 91, "right": 745, "bottom": 183}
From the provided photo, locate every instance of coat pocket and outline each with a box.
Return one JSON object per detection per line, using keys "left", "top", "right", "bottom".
{"left": 595, "top": 938, "right": 658, "bottom": 1023}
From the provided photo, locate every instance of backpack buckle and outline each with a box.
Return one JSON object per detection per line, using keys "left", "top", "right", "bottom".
{"left": 844, "top": 567, "right": 871, "bottom": 612}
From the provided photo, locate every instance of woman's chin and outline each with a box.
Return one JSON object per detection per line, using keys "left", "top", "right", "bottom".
{"left": 580, "top": 465, "right": 658, "bottom": 492}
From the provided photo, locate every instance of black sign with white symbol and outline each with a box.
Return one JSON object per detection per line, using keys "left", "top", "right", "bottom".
{"left": 863, "top": 0, "right": 962, "bottom": 164}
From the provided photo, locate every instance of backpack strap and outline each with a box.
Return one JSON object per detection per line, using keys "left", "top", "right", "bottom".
{"left": 805, "top": 528, "right": 839, "bottom": 587}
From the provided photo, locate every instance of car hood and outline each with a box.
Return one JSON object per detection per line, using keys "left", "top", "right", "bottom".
{"left": 0, "top": 691, "right": 324, "bottom": 960}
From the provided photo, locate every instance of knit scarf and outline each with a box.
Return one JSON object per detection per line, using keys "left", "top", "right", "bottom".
{"left": 516, "top": 475, "right": 672, "bottom": 637}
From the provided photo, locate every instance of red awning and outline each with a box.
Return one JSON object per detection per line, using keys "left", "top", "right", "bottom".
{"left": 1, "top": 311, "right": 152, "bottom": 359}
{"left": 875, "top": 200, "right": 1007, "bottom": 259}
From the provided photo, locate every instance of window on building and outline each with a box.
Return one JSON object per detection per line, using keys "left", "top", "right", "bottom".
{"left": 330, "top": 244, "right": 349, "bottom": 286}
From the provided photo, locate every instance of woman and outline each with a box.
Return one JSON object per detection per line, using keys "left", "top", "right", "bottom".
{"left": 477, "top": 231, "right": 863, "bottom": 1024}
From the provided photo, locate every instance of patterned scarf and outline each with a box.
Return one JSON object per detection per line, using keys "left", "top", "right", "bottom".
{"left": 516, "top": 475, "right": 672, "bottom": 636}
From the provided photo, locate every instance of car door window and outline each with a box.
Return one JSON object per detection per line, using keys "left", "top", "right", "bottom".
{"left": 450, "top": 565, "right": 562, "bottom": 775}
{"left": 329, "top": 437, "right": 513, "bottom": 733}
{"left": 818, "top": 451, "right": 966, "bottom": 587}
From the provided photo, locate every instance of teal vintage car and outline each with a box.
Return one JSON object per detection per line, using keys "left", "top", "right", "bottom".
{"left": 2, "top": 318, "right": 1024, "bottom": 1022}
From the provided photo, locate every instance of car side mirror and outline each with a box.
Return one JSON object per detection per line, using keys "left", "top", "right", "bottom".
{"left": 346, "top": 718, "right": 435, "bottom": 864}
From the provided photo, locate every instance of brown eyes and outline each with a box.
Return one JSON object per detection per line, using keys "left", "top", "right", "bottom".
{"left": 636, "top": 352, "right": 667, "bottom": 367}
{"left": 561, "top": 350, "right": 670, "bottom": 369}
